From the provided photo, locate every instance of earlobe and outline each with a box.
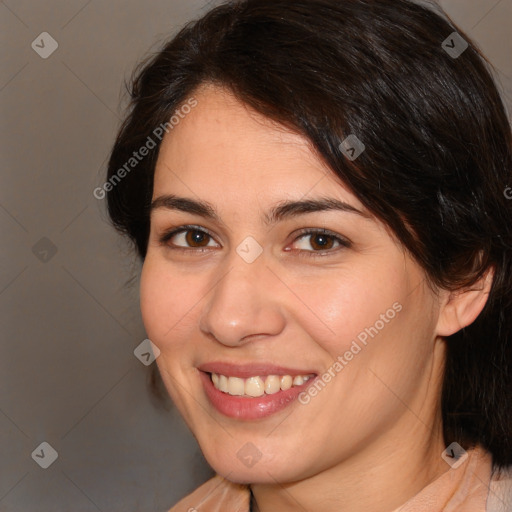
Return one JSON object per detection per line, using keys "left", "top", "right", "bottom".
{"left": 436, "top": 266, "right": 494, "bottom": 337}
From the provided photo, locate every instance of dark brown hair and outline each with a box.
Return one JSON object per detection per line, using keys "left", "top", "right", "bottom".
{"left": 106, "top": 0, "right": 512, "bottom": 470}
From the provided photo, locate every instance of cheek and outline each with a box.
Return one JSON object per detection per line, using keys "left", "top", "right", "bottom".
{"left": 139, "top": 258, "right": 201, "bottom": 352}
{"left": 288, "top": 264, "right": 408, "bottom": 358}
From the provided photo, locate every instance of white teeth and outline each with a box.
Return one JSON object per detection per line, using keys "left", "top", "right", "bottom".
{"left": 219, "top": 374, "right": 229, "bottom": 393}
{"left": 245, "top": 376, "right": 265, "bottom": 397}
{"left": 264, "top": 375, "right": 281, "bottom": 394}
{"left": 211, "top": 372, "right": 312, "bottom": 396}
{"left": 280, "top": 375, "right": 292, "bottom": 390}
{"left": 227, "top": 376, "right": 245, "bottom": 396}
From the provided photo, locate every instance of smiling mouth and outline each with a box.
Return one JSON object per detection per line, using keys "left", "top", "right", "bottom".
{"left": 210, "top": 372, "right": 314, "bottom": 397}
{"left": 199, "top": 367, "right": 319, "bottom": 419}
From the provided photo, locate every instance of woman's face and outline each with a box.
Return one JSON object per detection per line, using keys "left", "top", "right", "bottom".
{"left": 140, "top": 84, "right": 446, "bottom": 484}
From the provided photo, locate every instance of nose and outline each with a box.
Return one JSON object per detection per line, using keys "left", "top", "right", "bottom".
{"left": 198, "top": 252, "right": 286, "bottom": 347}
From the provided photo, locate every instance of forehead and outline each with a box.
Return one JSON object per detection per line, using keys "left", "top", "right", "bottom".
{"left": 153, "top": 84, "right": 364, "bottom": 212}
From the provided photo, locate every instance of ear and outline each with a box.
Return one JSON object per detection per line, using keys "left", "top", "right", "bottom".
{"left": 436, "top": 266, "right": 494, "bottom": 337}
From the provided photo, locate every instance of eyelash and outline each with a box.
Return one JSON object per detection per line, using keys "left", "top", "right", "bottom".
{"left": 158, "top": 224, "right": 351, "bottom": 258}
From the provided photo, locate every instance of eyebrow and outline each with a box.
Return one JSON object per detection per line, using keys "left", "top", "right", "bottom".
{"left": 150, "top": 194, "right": 371, "bottom": 225}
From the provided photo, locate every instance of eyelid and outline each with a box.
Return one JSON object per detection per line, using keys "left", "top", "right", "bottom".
{"left": 158, "top": 224, "right": 219, "bottom": 248}
{"left": 157, "top": 225, "right": 351, "bottom": 256}
{"left": 289, "top": 227, "right": 352, "bottom": 256}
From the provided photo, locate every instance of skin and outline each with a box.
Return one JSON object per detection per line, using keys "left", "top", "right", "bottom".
{"left": 140, "top": 83, "right": 492, "bottom": 512}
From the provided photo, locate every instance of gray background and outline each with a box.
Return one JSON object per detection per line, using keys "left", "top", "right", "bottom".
{"left": 0, "top": 1, "right": 510, "bottom": 511}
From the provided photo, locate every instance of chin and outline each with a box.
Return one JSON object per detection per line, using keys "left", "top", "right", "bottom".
{"left": 201, "top": 446, "right": 307, "bottom": 485}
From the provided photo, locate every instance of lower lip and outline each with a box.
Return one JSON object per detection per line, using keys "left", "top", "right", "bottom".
{"left": 200, "top": 371, "right": 316, "bottom": 420}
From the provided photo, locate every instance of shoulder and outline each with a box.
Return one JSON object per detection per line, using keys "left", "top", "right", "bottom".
{"left": 487, "top": 464, "right": 512, "bottom": 512}
{"left": 167, "top": 474, "right": 251, "bottom": 512}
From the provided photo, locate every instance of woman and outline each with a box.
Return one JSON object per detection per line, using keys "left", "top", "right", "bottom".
{"left": 105, "top": 0, "right": 512, "bottom": 510}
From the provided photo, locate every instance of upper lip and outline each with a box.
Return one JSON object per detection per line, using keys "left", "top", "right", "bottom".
{"left": 198, "top": 361, "right": 317, "bottom": 379}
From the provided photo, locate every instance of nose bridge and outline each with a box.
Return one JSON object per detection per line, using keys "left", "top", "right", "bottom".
{"left": 198, "top": 248, "right": 285, "bottom": 346}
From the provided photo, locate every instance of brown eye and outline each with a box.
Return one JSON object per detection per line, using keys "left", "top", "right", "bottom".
{"left": 290, "top": 229, "right": 351, "bottom": 256}
{"left": 184, "top": 229, "right": 210, "bottom": 247}
{"left": 159, "top": 226, "right": 220, "bottom": 250}
{"left": 309, "top": 233, "right": 336, "bottom": 251}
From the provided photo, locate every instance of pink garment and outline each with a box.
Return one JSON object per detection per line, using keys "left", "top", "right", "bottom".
{"left": 167, "top": 445, "right": 512, "bottom": 512}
